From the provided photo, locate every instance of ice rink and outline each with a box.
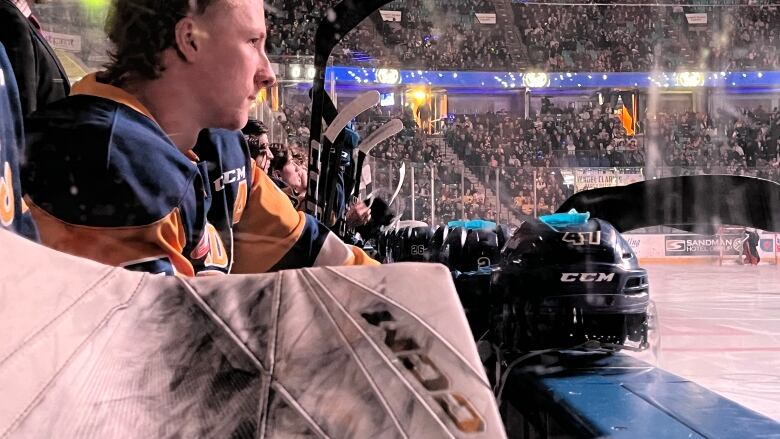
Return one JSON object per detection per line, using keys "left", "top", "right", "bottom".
{"left": 639, "top": 263, "right": 780, "bottom": 422}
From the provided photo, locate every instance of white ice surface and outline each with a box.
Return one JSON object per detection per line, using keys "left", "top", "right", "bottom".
{"left": 637, "top": 264, "right": 780, "bottom": 421}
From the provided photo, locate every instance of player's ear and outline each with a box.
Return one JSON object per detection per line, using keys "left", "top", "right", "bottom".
{"left": 174, "top": 17, "right": 199, "bottom": 62}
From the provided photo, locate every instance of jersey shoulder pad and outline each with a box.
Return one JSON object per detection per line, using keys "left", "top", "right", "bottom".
{"left": 23, "top": 96, "right": 201, "bottom": 227}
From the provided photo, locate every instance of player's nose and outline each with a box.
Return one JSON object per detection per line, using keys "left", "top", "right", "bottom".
{"left": 255, "top": 52, "right": 276, "bottom": 90}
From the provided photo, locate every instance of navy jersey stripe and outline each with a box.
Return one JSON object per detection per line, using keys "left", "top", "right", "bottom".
{"left": 269, "top": 214, "right": 330, "bottom": 271}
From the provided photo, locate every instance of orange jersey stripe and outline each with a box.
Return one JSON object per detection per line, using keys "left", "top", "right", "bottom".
{"left": 28, "top": 199, "right": 194, "bottom": 276}
{"left": 231, "top": 162, "right": 307, "bottom": 273}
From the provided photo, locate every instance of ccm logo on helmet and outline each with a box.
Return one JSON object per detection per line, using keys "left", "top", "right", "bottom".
{"left": 561, "top": 273, "right": 615, "bottom": 282}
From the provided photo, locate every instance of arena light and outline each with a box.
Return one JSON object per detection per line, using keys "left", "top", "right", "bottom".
{"left": 304, "top": 65, "right": 316, "bottom": 80}
{"left": 289, "top": 64, "right": 302, "bottom": 79}
{"left": 377, "top": 68, "right": 401, "bottom": 84}
{"left": 411, "top": 88, "right": 428, "bottom": 103}
{"left": 523, "top": 72, "right": 549, "bottom": 89}
{"left": 80, "top": 0, "right": 108, "bottom": 10}
{"left": 675, "top": 72, "right": 705, "bottom": 87}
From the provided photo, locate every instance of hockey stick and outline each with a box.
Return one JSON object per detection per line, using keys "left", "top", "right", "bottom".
{"left": 307, "top": 0, "right": 395, "bottom": 220}
{"left": 307, "top": 85, "right": 368, "bottom": 222}
{"left": 323, "top": 90, "right": 380, "bottom": 143}
{"left": 351, "top": 118, "right": 403, "bottom": 200}
{"left": 320, "top": 91, "right": 381, "bottom": 225}
{"left": 312, "top": 89, "right": 387, "bottom": 232}
{"left": 358, "top": 119, "right": 403, "bottom": 156}
{"left": 306, "top": 88, "right": 340, "bottom": 223}
{"left": 317, "top": 88, "right": 339, "bottom": 123}
{"left": 389, "top": 162, "right": 406, "bottom": 207}
{"left": 342, "top": 118, "right": 404, "bottom": 237}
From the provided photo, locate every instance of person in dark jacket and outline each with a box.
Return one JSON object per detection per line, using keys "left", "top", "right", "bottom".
{"left": 743, "top": 228, "right": 761, "bottom": 266}
{"left": 0, "top": 0, "right": 70, "bottom": 117}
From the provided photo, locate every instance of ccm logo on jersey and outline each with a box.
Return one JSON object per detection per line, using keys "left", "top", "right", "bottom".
{"left": 561, "top": 273, "right": 615, "bottom": 282}
{"left": 214, "top": 166, "right": 246, "bottom": 191}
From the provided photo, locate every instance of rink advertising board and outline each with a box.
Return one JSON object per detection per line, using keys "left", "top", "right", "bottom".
{"left": 760, "top": 236, "right": 780, "bottom": 253}
{"left": 623, "top": 233, "right": 777, "bottom": 261}
{"left": 664, "top": 234, "right": 743, "bottom": 256}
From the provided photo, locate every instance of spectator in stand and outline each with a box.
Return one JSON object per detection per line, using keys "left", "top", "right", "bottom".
{"left": 271, "top": 97, "right": 779, "bottom": 225}
{"left": 23, "top": 0, "right": 780, "bottom": 74}
{"left": 243, "top": 119, "right": 273, "bottom": 173}
{"left": 268, "top": 142, "right": 307, "bottom": 210}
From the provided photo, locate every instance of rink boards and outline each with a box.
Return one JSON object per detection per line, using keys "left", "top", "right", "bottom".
{"left": 623, "top": 232, "right": 780, "bottom": 265}
{"left": 502, "top": 353, "right": 780, "bottom": 439}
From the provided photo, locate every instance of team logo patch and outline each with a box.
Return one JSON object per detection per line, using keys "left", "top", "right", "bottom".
{"left": 191, "top": 232, "right": 210, "bottom": 259}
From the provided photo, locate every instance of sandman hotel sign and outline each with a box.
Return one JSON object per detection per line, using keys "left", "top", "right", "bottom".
{"left": 664, "top": 234, "right": 743, "bottom": 256}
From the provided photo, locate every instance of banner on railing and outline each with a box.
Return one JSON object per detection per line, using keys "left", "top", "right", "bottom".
{"left": 685, "top": 13, "right": 708, "bottom": 24}
{"left": 475, "top": 13, "right": 497, "bottom": 24}
{"left": 573, "top": 168, "right": 644, "bottom": 192}
{"left": 380, "top": 10, "right": 402, "bottom": 21}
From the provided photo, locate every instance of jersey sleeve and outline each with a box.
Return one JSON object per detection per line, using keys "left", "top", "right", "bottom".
{"left": 231, "top": 161, "right": 378, "bottom": 274}
{"left": 0, "top": 42, "right": 38, "bottom": 241}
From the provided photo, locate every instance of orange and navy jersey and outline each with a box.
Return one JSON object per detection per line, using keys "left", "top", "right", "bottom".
{"left": 22, "top": 73, "right": 377, "bottom": 276}
{"left": 0, "top": 42, "right": 37, "bottom": 241}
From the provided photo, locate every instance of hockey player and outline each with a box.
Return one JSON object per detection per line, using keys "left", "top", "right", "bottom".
{"left": 21, "top": 0, "right": 378, "bottom": 275}
{"left": 0, "top": 42, "right": 37, "bottom": 241}
{"left": 744, "top": 228, "right": 761, "bottom": 266}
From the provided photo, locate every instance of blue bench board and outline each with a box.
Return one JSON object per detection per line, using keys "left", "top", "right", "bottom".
{"left": 504, "top": 353, "right": 780, "bottom": 438}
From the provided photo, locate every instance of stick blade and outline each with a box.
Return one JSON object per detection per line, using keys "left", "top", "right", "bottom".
{"left": 359, "top": 119, "right": 403, "bottom": 155}
{"left": 389, "top": 162, "right": 406, "bottom": 206}
{"left": 324, "top": 90, "right": 381, "bottom": 142}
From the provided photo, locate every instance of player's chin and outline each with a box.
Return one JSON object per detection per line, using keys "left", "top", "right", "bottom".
{"left": 221, "top": 111, "right": 250, "bottom": 131}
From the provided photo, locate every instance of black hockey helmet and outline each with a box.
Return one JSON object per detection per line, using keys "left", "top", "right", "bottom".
{"left": 395, "top": 222, "right": 435, "bottom": 262}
